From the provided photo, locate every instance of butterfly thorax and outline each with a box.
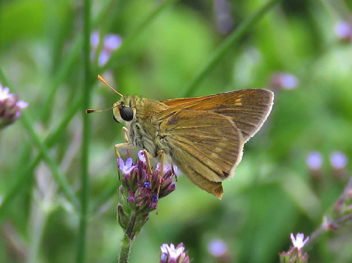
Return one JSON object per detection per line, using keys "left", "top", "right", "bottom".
{"left": 113, "top": 95, "right": 170, "bottom": 157}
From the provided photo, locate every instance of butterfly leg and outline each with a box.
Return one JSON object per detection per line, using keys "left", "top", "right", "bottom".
{"left": 171, "top": 165, "right": 178, "bottom": 181}
{"left": 141, "top": 149, "right": 153, "bottom": 175}
{"left": 156, "top": 150, "right": 165, "bottom": 203}
{"left": 122, "top": 127, "right": 131, "bottom": 157}
{"left": 122, "top": 127, "right": 129, "bottom": 142}
{"left": 114, "top": 142, "right": 134, "bottom": 159}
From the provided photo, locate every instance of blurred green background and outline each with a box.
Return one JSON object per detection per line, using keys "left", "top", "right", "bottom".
{"left": 1, "top": 0, "right": 352, "bottom": 262}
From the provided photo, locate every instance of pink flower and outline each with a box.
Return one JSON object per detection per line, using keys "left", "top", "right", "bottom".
{"left": 0, "top": 84, "right": 28, "bottom": 129}
{"left": 160, "top": 243, "right": 190, "bottom": 263}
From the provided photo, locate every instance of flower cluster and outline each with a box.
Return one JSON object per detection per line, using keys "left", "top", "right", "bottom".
{"left": 91, "top": 32, "right": 122, "bottom": 66}
{"left": 306, "top": 151, "right": 349, "bottom": 180}
{"left": 160, "top": 243, "right": 190, "bottom": 263}
{"left": 117, "top": 151, "right": 176, "bottom": 240}
{"left": 279, "top": 233, "right": 309, "bottom": 263}
{"left": 0, "top": 84, "right": 28, "bottom": 129}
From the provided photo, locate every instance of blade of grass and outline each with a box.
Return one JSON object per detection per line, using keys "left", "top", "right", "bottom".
{"left": 76, "top": 0, "right": 92, "bottom": 261}
{"left": 42, "top": 36, "right": 83, "bottom": 122}
{"left": 90, "top": 179, "right": 120, "bottom": 216}
{"left": 41, "top": 0, "right": 116, "bottom": 122}
{"left": 182, "top": 0, "right": 281, "bottom": 97}
{"left": 0, "top": 96, "right": 82, "bottom": 225}
{"left": 100, "top": 0, "right": 179, "bottom": 72}
{"left": 0, "top": 66, "right": 80, "bottom": 211}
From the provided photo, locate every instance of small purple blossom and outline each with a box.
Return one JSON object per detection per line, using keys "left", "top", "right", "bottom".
{"left": 90, "top": 32, "right": 100, "bottom": 48}
{"left": 90, "top": 32, "right": 122, "bottom": 66}
{"left": 160, "top": 243, "right": 190, "bottom": 263}
{"left": 104, "top": 34, "right": 122, "bottom": 51}
{"left": 330, "top": 151, "right": 348, "bottom": 169}
{"left": 137, "top": 150, "right": 146, "bottom": 163}
{"left": 118, "top": 157, "right": 135, "bottom": 174}
{"left": 290, "top": 233, "right": 309, "bottom": 250}
{"left": 306, "top": 151, "right": 323, "bottom": 170}
{"left": 208, "top": 239, "right": 227, "bottom": 257}
{"left": 0, "top": 84, "right": 28, "bottom": 129}
{"left": 98, "top": 50, "right": 111, "bottom": 67}
{"left": 334, "top": 21, "right": 352, "bottom": 42}
{"left": 214, "top": 0, "right": 234, "bottom": 34}
{"left": 271, "top": 72, "right": 299, "bottom": 90}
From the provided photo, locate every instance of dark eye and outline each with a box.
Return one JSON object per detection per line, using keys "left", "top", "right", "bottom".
{"left": 113, "top": 114, "right": 119, "bottom": 123}
{"left": 120, "top": 106, "right": 134, "bottom": 121}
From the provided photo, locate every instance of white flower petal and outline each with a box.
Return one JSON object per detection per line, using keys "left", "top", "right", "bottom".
{"left": 290, "top": 233, "right": 309, "bottom": 250}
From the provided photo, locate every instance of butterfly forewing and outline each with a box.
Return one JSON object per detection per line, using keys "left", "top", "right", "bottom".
{"left": 156, "top": 110, "right": 244, "bottom": 198}
{"left": 163, "top": 89, "right": 274, "bottom": 142}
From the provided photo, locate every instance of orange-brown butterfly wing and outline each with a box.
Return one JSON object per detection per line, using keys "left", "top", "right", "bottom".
{"left": 162, "top": 96, "right": 207, "bottom": 108}
{"left": 162, "top": 89, "right": 274, "bottom": 142}
{"left": 156, "top": 110, "right": 244, "bottom": 199}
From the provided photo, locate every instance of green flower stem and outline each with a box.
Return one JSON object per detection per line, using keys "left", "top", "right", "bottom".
{"left": 42, "top": 36, "right": 83, "bottom": 122}
{"left": 90, "top": 179, "right": 120, "bottom": 216}
{"left": 119, "top": 234, "right": 132, "bottom": 263}
{"left": 42, "top": 0, "right": 116, "bottom": 121}
{"left": 182, "top": 0, "right": 281, "bottom": 97}
{"left": 0, "top": 96, "right": 82, "bottom": 225}
{"left": 306, "top": 212, "right": 352, "bottom": 249}
{"left": 118, "top": 214, "right": 137, "bottom": 263}
{"left": 76, "top": 0, "right": 92, "bottom": 261}
{"left": 0, "top": 66, "right": 80, "bottom": 211}
{"left": 305, "top": 177, "right": 352, "bottom": 248}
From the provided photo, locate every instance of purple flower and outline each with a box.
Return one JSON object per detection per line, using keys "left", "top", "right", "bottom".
{"left": 160, "top": 243, "right": 190, "bottom": 263}
{"left": 271, "top": 72, "right": 299, "bottom": 90}
{"left": 214, "top": 0, "right": 234, "bottom": 34}
{"left": 118, "top": 157, "right": 135, "bottom": 174}
{"left": 104, "top": 34, "right": 122, "bottom": 51}
{"left": 330, "top": 152, "right": 348, "bottom": 169}
{"left": 117, "top": 153, "right": 176, "bottom": 239}
{"left": 90, "top": 31, "right": 100, "bottom": 48}
{"left": 137, "top": 150, "right": 147, "bottom": 163}
{"left": 90, "top": 32, "right": 122, "bottom": 66}
{"left": 334, "top": 21, "right": 352, "bottom": 42}
{"left": 0, "top": 84, "right": 28, "bottom": 129}
{"left": 306, "top": 151, "right": 323, "bottom": 170}
{"left": 208, "top": 239, "right": 227, "bottom": 257}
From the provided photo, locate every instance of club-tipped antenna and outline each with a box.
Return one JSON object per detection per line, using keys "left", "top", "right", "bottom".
{"left": 98, "top": 75, "right": 123, "bottom": 97}
{"left": 86, "top": 106, "right": 117, "bottom": 114}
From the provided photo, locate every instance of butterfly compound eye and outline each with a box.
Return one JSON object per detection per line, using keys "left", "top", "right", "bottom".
{"left": 120, "top": 106, "right": 134, "bottom": 121}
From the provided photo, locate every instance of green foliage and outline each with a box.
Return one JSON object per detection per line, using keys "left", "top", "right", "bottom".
{"left": 1, "top": 0, "right": 352, "bottom": 262}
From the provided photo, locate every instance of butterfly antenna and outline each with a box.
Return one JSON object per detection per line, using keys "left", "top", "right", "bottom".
{"left": 98, "top": 75, "right": 123, "bottom": 97}
{"left": 86, "top": 106, "right": 115, "bottom": 114}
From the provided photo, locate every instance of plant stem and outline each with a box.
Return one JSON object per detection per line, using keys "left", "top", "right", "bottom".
{"left": 306, "top": 212, "right": 352, "bottom": 248}
{"left": 305, "top": 177, "right": 352, "bottom": 248}
{"left": 182, "top": 0, "right": 281, "bottom": 97}
{"left": 0, "top": 66, "right": 80, "bottom": 210}
{"left": 0, "top": 96, "right": 82, "bottom": 225}
{"left": 118, "top": 214, "right": 137, "bottom": 263}
{"left": 76, "top": 0, "right": 92, "bottom": 261}
{"left": 119, "top": 234, "right": 132, "bottom": 263}
{"left": 101, "top": 0, "right": 179, "bottom": 72}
